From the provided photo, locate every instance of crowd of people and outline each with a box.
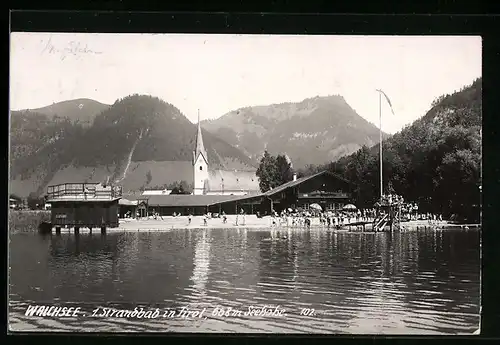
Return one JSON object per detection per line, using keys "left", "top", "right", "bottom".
{"left": 379, "top": 194, "right": 405, "bottom": 205}
{"left": 122, "top": 198, "right": 446, "bottom": 228}
{"left": 269, "top": 208, "right": 377, "bottom": 229}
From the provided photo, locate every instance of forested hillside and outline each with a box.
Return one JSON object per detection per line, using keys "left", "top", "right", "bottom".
{"left": 9, "top": 95, "right": 256, "bottom": 197}
{"left": 301, "top": 78, "right": 482, "bottom": 221}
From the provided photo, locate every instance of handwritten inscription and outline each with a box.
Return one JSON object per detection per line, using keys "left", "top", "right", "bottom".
{"left": 41, "top": 36, "right": 103, "bottom": 60}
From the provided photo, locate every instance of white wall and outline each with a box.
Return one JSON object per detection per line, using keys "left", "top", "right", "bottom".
{"left": 193, "top": 154, "right": 209, "bottom": 195}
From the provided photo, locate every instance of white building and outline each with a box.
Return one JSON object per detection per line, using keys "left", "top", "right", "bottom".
{"left": 192, "top": 111, "right": 260, "bottom": 196}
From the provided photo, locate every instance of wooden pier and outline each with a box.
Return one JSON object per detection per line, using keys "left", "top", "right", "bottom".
{"left": 45, "top": 183, "right": 122, "bottom": 234}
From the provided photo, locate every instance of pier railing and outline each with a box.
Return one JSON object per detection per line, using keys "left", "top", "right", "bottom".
{"left": 47, "top": 183, "right": 123, "bottom": 201}
{"left": 373, "top": 213, "right": 389, "bottom": 232}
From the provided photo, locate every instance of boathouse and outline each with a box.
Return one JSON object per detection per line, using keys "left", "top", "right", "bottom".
{"left": 261, "top": 170, "right": 353, "bottom": 214}
{"left": 46, "top": 183, "right": 122, "bottom": 232}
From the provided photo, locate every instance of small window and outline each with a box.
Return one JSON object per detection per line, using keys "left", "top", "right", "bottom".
{"left": 199, "top": 166, "right": 203, "bottom": 171}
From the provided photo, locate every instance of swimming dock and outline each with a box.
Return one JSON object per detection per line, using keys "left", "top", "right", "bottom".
{"left": 45, "top": 183, "right": 122, "bottom": 234}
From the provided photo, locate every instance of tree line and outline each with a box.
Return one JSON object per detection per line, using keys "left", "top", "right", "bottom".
{"left": 295, "top": 78, "right": 481, "bottom": 222}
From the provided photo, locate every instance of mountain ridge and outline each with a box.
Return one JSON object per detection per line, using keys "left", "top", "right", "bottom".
{"left": 202, "top": 94, "right": 389, "bottom": 169}
{"left": 13, "top": 98, "right": 111, "bottom": 125}
{"left": 9, "top": 95, "right": 256, "bottom": 197}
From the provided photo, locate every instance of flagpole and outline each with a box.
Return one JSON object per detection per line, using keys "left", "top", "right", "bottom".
{"left": 379, "top": 91, "right": 383, "bottom": 199}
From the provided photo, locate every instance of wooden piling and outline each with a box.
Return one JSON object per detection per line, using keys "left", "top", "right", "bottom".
{"left": 55, "top": 226, "right": 61, "bottom": 234}
{"left": 74, "top": 226, "right": 80, "bottom": 234}
{"left": 101, "top": 226, "right": 106, "bottom": 234}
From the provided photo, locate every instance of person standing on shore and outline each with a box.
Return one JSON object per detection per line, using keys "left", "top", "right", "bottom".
{"left": 188, "top": 213, "right": 192, "bottom": 225}
{"left": 203, "top": 213, "right": 208, "bottom": 226}
{"left": 222, "top": 211, "right": 227, "bottom": 224}
{"left": 240, "top": 209, "right": 246, "bottom": 226}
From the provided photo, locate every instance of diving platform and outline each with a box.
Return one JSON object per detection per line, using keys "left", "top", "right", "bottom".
{"left": 372, "top": 195, "right": 403, "bottom": 232}
{"left": 46, "top": 183, "right": 122, "bottom": 202}
{"left": 43, "top": 183, "right": 123, "bottom": 234}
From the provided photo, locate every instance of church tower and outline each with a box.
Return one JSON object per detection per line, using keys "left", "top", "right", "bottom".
{"left": 193, "top": 109, "right": 209, "bottom": 195}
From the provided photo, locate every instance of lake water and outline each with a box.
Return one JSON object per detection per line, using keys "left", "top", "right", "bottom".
{"left": 8, "top": 227, "right": 480, "bottom": 334}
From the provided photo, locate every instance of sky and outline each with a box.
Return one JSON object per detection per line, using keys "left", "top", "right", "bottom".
{"left": 10, "top": 33, "right": 481, "bottom": 134}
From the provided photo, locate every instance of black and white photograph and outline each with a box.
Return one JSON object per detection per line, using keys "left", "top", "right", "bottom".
{"left": 9, "top": 32, "right": 481, "bottom": 334}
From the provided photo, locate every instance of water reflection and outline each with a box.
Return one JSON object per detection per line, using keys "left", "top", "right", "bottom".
{"left": 190, "top": 230, "right": 211, "bottom": 299}
{"left": 9, "top": 228, "right": 480, "bottom": 334}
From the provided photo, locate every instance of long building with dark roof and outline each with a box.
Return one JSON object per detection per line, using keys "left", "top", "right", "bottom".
{"left": 261, "top": 170, "right": 352, "bottom": 213}
{"left": 119, "top": 170, "right": 353, "bottom": 216}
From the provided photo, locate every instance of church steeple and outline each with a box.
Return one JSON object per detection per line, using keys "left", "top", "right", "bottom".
{"left": 194, "top": 109, "right": 208, "bottom": 165}
{"left": 193, "top": 109, "right": 209, "bottom": 195}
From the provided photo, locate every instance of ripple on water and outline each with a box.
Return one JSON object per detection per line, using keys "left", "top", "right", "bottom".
{"left": 8, "top": 228, "right": 480, "bottom": 334}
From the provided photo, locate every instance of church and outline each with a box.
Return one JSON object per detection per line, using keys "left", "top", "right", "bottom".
{"left": 191, "top": 112, "right": 260, "bottom": 196}
{"left": 117, "top": 115, "right": 354, "bottom": 216}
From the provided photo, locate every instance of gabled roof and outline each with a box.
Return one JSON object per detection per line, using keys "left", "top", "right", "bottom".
{"left": 144, "top": 194, "right": 260, "bottom": 207}
{"left": 119, "top": 198, "right": 138, "bottom": 206}
{"left": 121, "top": 193, "right": 146, "bottom": 201}
{"left": 264, "top": 170, "right": 350, "bottom": 197}
{"left": 207, "top": 169, "right": 260, "bottom": 192}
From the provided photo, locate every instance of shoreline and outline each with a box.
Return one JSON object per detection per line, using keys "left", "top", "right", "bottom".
{"left": 51, "top": 216, "right": 479, "bottom": 233}
{"left": 9, "top": 211, "right": 480, "bottom": 233}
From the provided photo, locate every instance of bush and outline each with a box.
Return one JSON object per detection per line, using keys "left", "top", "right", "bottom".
{"left": 9, "top": 210, "right": 51, "bottom": 233}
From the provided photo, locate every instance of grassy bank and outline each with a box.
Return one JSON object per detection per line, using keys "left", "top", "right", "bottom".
{"left": 9, "top": 210, "right": 51, "bottom": 233}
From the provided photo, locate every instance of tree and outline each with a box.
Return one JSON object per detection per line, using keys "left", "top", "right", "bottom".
{"left": 276, "top": 154, "right": 294, "bottom": 185}
{"left": 9, "top": 194, "right": 22, "bottom": 201}
{"left": 256, "top": 151, "right": 279, "bottom": 192}
{"left": 296, "top": 164, "right": 317, "bottom": 178}
{"left": 27, "top": 192, "right": 44, "bottom": 210}
{"left": 169, "top": 180, "right": 192, "bottom": 194}
{"left": 179, "top": 180, "right": 193, "bottom": 194}
{"left": 146, "top": 170, "right": 152, "bottom": 185}
{"left": 256, "top": 151, "right": 295, "bottom": 192}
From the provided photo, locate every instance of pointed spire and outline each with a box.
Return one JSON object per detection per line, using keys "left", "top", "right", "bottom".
{"left": 194, "top": 109, "right": 208, "bottom": 164}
